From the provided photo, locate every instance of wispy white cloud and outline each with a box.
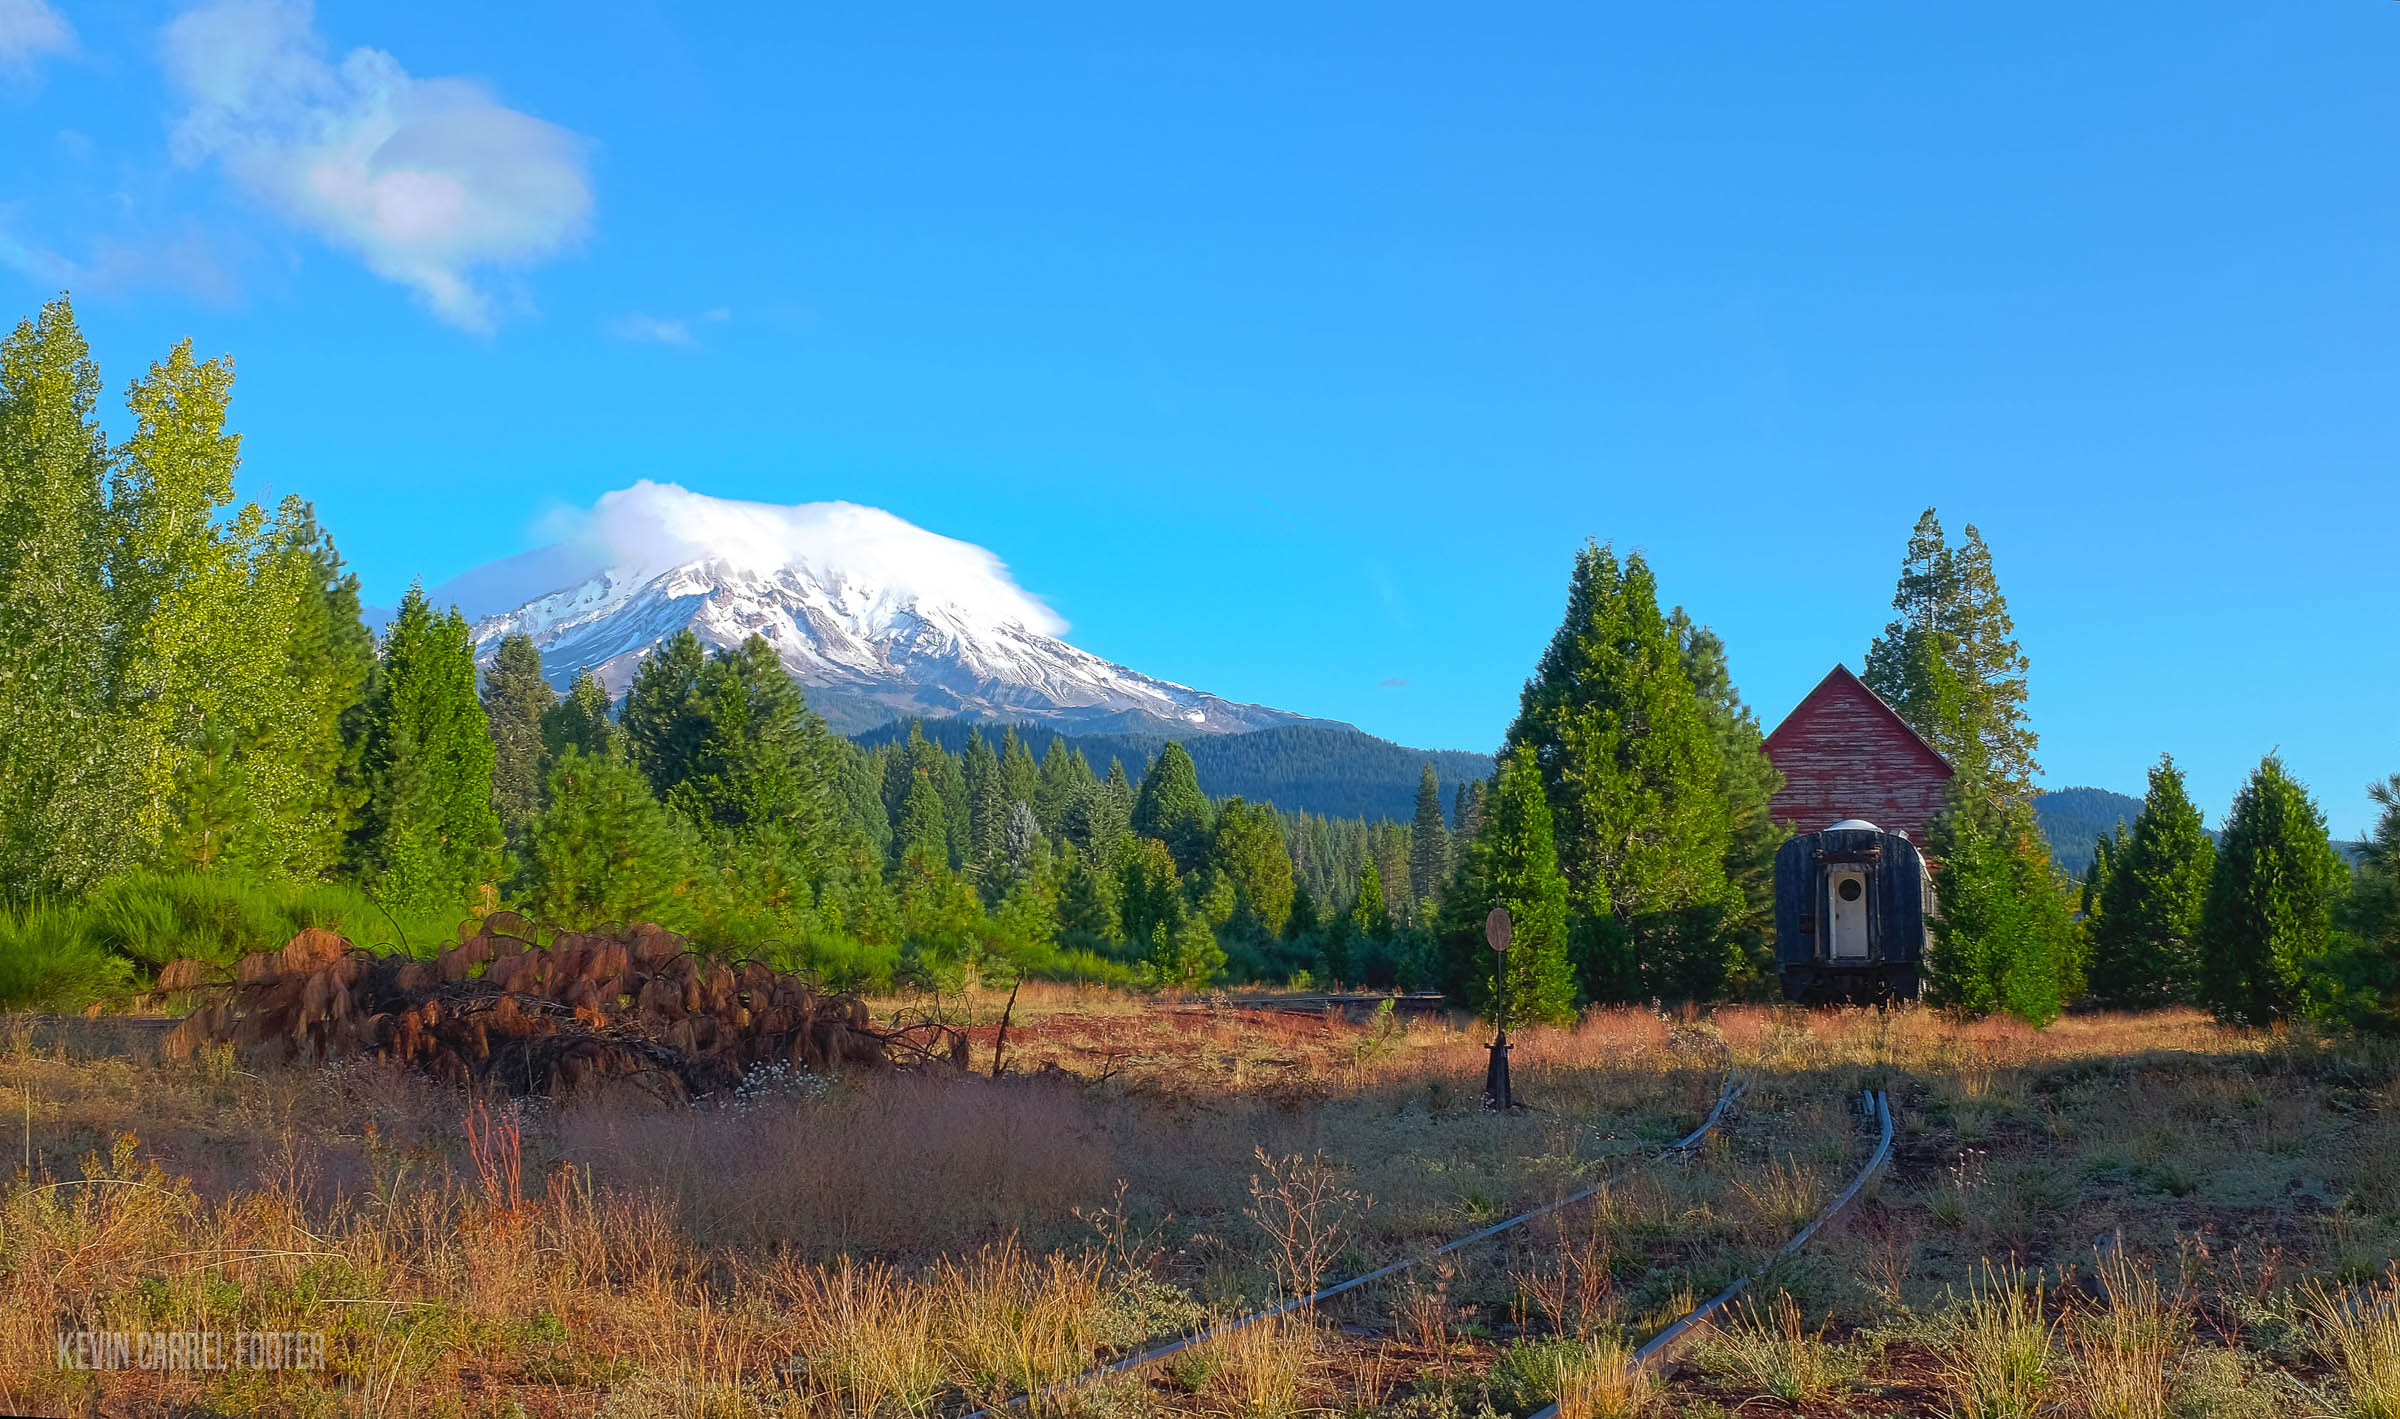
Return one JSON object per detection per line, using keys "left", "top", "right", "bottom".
{"left": 162, "top": 0, "right": 593, "bottom": 332}
{"left": 0, "top": 0, "right": 74, "bottom": 81}
{"left": 0, "top": 205, "right": 240, "bottom": 305}
{"left": 609, "top": 305, "right": 729, "bottom": 349}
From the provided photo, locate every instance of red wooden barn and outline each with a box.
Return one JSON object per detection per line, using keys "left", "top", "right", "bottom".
{"left": 1761, "top": 665, "right": 1953, "bottom": 842}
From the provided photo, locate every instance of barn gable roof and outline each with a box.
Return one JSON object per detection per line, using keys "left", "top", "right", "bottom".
{"left": 1763, "top": 664, "right": 1953, "bottom": 777}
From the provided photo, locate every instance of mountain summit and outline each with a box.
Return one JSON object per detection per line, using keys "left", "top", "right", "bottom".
{"left": 441, "top": 481, "right": 1330, "bottom": 736}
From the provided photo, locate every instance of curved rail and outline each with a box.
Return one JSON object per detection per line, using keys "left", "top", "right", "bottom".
{"left": 954, "top": 1075, "right": 1749, "bottom": 1419}
{"left": 1526, "top": 1087, "right": 1895, "bottom": 1419}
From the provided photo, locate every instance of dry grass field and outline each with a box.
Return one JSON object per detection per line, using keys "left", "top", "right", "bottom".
{"left": 2, "top": 992, "right": 2396, "bottom": 1418}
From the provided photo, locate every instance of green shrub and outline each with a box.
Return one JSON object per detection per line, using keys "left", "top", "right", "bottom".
{"left": 0, "top": 902, "right": 136, "bottom": 1009}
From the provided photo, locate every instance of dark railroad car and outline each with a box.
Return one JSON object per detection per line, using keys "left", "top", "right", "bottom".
{"left": 1774, "top": 819, "right": 1931, "bottom": 1005}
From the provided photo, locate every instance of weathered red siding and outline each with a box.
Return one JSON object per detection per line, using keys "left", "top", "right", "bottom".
{"left": 1762, "top": 666, "right": 1953, "bottom": 842}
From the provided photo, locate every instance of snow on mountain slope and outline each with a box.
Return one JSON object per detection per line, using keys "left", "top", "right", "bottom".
{"left": 442, "top": 481, "right": 1333, "bottom": 736}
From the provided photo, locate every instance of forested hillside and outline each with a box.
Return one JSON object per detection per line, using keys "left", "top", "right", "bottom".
{"left": 2034, "top": 787, "right": 2146, "bottom": 876}
{"left": 854, "top": 719, "right": 1495, "bottom": 823}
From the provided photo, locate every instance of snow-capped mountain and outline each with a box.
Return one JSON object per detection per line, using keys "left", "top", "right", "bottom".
{"left": 437, "top": 481, "right": 1334, "bottom": 736}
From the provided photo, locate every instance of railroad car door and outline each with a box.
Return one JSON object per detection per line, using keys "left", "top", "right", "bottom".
{"left": 1826, "top": 869, "right": 1870, "bottom": 960}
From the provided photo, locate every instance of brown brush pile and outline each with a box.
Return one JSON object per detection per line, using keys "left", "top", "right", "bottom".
{"left": 160, "top": 913, "right": 968, "bottom": 1099}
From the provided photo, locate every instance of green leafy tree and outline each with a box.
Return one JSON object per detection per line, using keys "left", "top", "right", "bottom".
{"left": 1132, "top": 741, "right": 1213, "bottom": 873}
{"left": 355, "top": 587, "right": 502, "bottom": 914}
{"left": 2199, "top": 756, "right": 2344, "bottom": 1025}
{"left": 481, "top": 633, "right": 554, "bottom": 845}
{"left": 2086, "top": 756, "right": 2215, "bottom": 1008}
{"left": 1862, "top": 510, "right": 2039, "bottom": 801}
{"left": 541, "top": 670, "right": 616, "bottom": 760}
{"left": 1922, "top": 793, "right": 2075, "bottom": 1025}
{"left": 1504, "top": 543, "right": 1733, "bottom": 1001}
{"left": 1439, "top": 746, "right": 1577, "bottom": 1026}
{"left": 521, "top": 747, "right": 691, "bottom": 928}
{"left": 0, "top": 298, "right": 129, "bottom": 898}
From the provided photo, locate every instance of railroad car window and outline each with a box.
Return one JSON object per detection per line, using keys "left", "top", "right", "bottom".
{"left": 1838, "top": 878, "right": 1863, "bottom": 902}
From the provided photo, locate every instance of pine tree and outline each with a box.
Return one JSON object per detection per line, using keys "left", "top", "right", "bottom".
{"left": 1672, "top": 609, "right": 1785, "bottom": 993}
{"left": 0, "top": 298, "right": 129, "bottom": 899}
{"left": 2199, "top": 756, "right": 2343, "bottom": 1025}
{"left": 1862, "top": 510, "right": 2039, "bottom": 801}
{"left": 541, "top": 671, "right": 616, "bottom": 760}
{"left": 1116, "top": 837, "right": 1183, "bottom": 952}
{"left": 1058, "top": 847, "right": 1123, "bottom": 946}
{"left": 963, "top": 729, "right": 1006, "bottom": 881}
{"left": 1001, "top": 800, "right": 1045, "bottom": 886}
{"left": 268, "top": 501, "right": 374, "bottom": 877}
{"left": 1453, "top": 779, "right": 1485, "bottom": 841}
{"left": 1132, "top": 741, "right": 1213, "bottom": 873}
{"left": 1439, "top": 745, "right": 1577, "bottom": 1026}
{"left": 621, "top": 630, "right": 708, "bottom": 802}
{"left": 355, "top": 587, "right": 503, "bottom": 914}
{"left": 481, "top": 633, "right": 554, "bottom": 846}
{"left": 667, "top": 635, "right": 846, "bottom": 863}
{"left": 1504, "top": 543, "right": 1733, "bottom": 1002}
{"left": 2086, "top": 756, "right": 2215, "bottom": 1009}
{"left": 1209, "top": 799, "right": 1295, "bottom": 939}
{"left": 1034, "top": 739, "right": 1094, "bottom": 837}
{"left": 521, "top": 746, "right": 691, "bottom": 928}
{"left": 1350, "top": 858, "right": 1390, "bottom": 940}
{"left": 1409, "top": 763, "right": 1452, "bottom": 910}
{"left": 998, "top": 726, "right": 1039, "bottom": 812}
{"left": 2334, "top": 775, "right": 2400, "bottom": 1022}
{"left": 1922, "top": 793, "right": 2074, "bottom": 1025}
{"left": 1162, "top": 913, "right": 1226, "bottom": 990}
{"left": 898, "top": 768, "right": 951, "bottom": 866}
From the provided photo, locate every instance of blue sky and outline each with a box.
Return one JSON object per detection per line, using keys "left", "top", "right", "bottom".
{"left": 4, "top": 3, "right": 2395, "bottom": 835}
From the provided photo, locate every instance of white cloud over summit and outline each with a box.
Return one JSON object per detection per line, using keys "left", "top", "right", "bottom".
{"left": 163, "top": 0, "right": 592, "bottom": 331}
{"left": 569, "top": 481, "right": 1070, "bottom": 636}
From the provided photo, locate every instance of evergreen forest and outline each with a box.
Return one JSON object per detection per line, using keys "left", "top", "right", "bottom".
{"left": 5, "top": 297, "right": 2399, "bottom": 1032}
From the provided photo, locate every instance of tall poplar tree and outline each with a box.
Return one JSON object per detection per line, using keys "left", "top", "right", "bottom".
{"left": 481, "top": 633, "right": 554, "bottom": 846}
{"left": 1504, "top": 542, "right": 1733, "bottom": 1001}
{"left": 355, "top": 587, "right": 502, "bottom": 914}
{"left": 1439, "top": 746, "right": 1577, "bottom": 1026}
{"left": 0, "top": 298, "right": 127, "bottom": 898}
{"left": 2199, "top": 757, "right": 2343, "bottom": 1025}
{"left": 2086, "top": 755, "right": 2215, "bottom": 1008}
